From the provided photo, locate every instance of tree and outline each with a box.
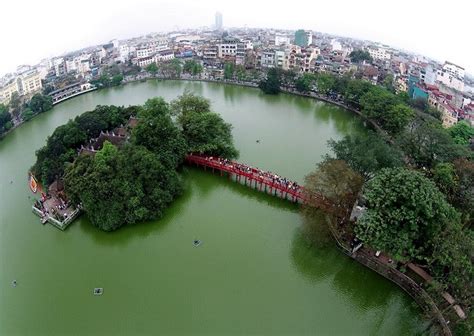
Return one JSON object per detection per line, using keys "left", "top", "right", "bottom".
{"left": 432, "top": 162, "right": 457, "bottom": 197}
{"left": 0, "top": 104, "right": 12, "bottom": 135}
{"left": 295, "top": 73, "right": 316, "bottom": 93}
{"left": 359, "top": 86, "right": 414, "bottom": 134}
{"left": 223, "top": 62, "right": 235, "bottom": 80}
{"left": 382, "top": 74, "right": 394, "bottom": 92}
{"left": 181, "top": 111, "right": 238, "bottom": 159}
{"left": 111, "top": 74, "right": 123, "bottom": 86}
{"left": 145, "top": 63, "right": 159, "bottom": 76}
{"left": 9, "top": 92, "right": 21, "bottom": 117}
{"left": 132, "top": 99, "right": 187, "bottom": 169}
{"left": 32, "top": 105, "right": 132, "bottom": 185}
{"left": 327, "top": 132, "right": 404, "bottom": 180}
{"left": 355, "top": 168, "right": 459, "bottom": 262}
{"left": 170, "top": 92, "right": 211, "bottom": 122}
{"left": 385, "top": 103, "right": 414, "bottom": 134}
{"left": 397, "top": 118, "right": 471, "bottom": 169}
{"left": 343, "top": 79, "right": 372, "bottom": 108}
{"left": 64, "top": 144, "right": 183, "bottom": 231}
{"left": 235, "top": 65, "right": 246, "bottom": 81}
{"left": 303, "top": 159, "right": 364, "bottom": 225}
{"left": 349, "top": 50, "right": 373, "bottom": 63}
{"left": 316, "top": 73, "right": 336, "bottom": 94}
{"left": 448, "top": 121, "right": 474, "bottom": 145}
{"left": 29, "top": 93, "right": 53, "bottom": 114}
{"left": 430, "top": 223, "right": 473, "bottom": 305}
{"left": 452, "top": 159, "right": 474, "bottom": 229}
{"left": 21, "top": 108, "right": 35, "bottom": 121}
{"left": 258, "top": 68, "right": 281, "bottom": 94}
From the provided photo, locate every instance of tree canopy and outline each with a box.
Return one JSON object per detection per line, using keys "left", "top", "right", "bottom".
{"left": 397, "top": 117, "right": 471, "bottom": 169}
{"left": 304, "top": 159, "right": 364, "bottom": 224}
{"left": 29, "top": 93, "right": 53, "bottom": 114}
{"left": 349, "top": 50, "right": 373, "bottom": 63}
{"left": 259, "top": 68, "right": 281, "bottom": 94}
{"left": 36, "top": 94, "right": 238, "bottom": 231}
{"left": 448, "top": 120, "right": 474, "bottom": 145}
{"left": 355, "top": 168, "right": 459, "bottom": 262}
{"left": 0, "top": 104, "right": 13, "bottom": 135}
{"left": 64, "top": 143, "right": 183, "bottom": 231}
{"left": 327, "top": 132, "right": 404, "bottom": 180}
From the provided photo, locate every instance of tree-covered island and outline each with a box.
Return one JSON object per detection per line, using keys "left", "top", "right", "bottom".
{"left": 32, "top": 93, "right": 238, "bottom": 231}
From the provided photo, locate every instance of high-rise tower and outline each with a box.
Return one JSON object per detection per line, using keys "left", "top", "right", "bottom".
{"left": 215, "top": 12, "right": 223, "bottom": 31}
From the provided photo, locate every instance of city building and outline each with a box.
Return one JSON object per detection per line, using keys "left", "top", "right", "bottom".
{"left": 0, "top": 70, "right": 42, "bottom": 104}
{"left": 274, "top": 34, "right": 290, "bottom": 46}
{"left": 437, "top": 61, "right": 465, "bottom": 92}
{"left": 367, "top": 47, "right": 391, "bottom": 61}
{"left": 294, "top": 30, "right": 312, "bottom": 47}
{"left": 215, "top": 12, "right": 223, "bottom": 31}
{"left": 217, "top": 38, "right": 239, "bottom": 58}
{"left": 260, "top": 50, "right": 276, "bottom": 68}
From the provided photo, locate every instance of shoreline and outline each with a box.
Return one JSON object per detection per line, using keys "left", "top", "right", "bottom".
{"left": 1, "top": 76, "right": 380, "bottom": 142}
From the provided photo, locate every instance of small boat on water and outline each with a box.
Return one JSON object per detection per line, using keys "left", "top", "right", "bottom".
{"left": 41, "top": 217, "right": 48, "bottom": 225}
{"left": 93, "top": 288, "right": 103, "bottom": 296}
{"left": 29, "top": 174, "right": 38, "bottom": 193}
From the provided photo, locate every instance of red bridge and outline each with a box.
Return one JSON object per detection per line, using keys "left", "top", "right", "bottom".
{"left": 185, "top": 155, "right": 330, "bottom": 208}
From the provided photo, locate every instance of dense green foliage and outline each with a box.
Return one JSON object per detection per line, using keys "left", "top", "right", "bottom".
{"left": 448, "top": 120, "right": 474, "bottom": 145}
{"left": 327, "top": 132, "right": 404, "bottom": 179}
{"left": 36, "top": 93, "right": 238, "bottom": 231}
{"left": 0, "top": 104, "right": 13, "bottom": 136}
{"left": 355, "top": 168, "right": 459, "bottom": 262}
{"left": 171, "top": 93, "right": 238, "bottom": 159}
{"left": 304, "top": 159, "right": 364, "bottom": 225}
{"left": 65, "top": 142, "right": 183, "bottom": 231}
{"left": 259, "top": 68, "right": 281, "bottom": 94}
{"left": 180, "top": 111, "right": 238, "bottom": 159}
{"left": 397, "top": 117, "right": 471, "bottom": 169}
{"left": 182, "top": 60, "right": 203, "bottom": 76}
{"left": 349, "top": 50, "right": 373, "bottom": 63}
{"left": 359, "top": 86, "right": 414, "bottom": 134}
{"left": 132, "top": 98, "right": 188, "bottom": 169}
{"left": 32, "top": 105, "right": 135, "bottom": 185}
{"left": 29, "top": 93, "right": 53, "bottom": 114}
{"left": 145, "top": 63, "right": 159, "bottom": 75}
{"left": 223, "top": 62, "right": 235, "bottom": 79}
{"left": 295, "top": 73, "right": 316, "bottom": 93}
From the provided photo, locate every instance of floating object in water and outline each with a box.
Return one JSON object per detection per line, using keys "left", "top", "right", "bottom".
{"left": 29, "top": 174, "right": 38, "bottom": 193}
{"left": 256, "top": 139, "right": 260, "bottom": 143}
{"left": 12, "top": 280, "right": 17, "bottom": 287}
{"left": 193, "top": 239, "right": 202, "bottom": 247}
{"left": 93, "top": 288, "right": 103, "bottom": 296}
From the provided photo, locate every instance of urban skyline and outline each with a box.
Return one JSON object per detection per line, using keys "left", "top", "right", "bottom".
{"left": 0, "top": 0, "right": 472, "bottom": 76}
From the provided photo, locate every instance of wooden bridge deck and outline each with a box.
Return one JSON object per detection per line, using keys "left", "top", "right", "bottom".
{"left": 185, "top": 155, "right": 329, "bottom": 208}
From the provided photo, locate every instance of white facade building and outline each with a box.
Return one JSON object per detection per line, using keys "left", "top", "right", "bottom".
{"left": 274, "top": 34, "right": 290, "bottom": 46}
{"left": 441, "top": 61, "right": 465, "bottom": 79}
{"left": 367, "top": 47, "right": 391, "bottom": 61}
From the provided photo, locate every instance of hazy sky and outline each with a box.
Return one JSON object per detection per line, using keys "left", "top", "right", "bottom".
{"left": 1, "top": 0, "right": 473, "bottom": 75}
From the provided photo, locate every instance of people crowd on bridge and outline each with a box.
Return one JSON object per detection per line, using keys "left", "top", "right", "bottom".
{"left": 203, "top": 156, "right": 301, "bottom": 193}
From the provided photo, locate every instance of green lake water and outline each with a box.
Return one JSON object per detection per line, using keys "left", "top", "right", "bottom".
{"left": 0, "top": 80, "right": 426, "bottom": 335}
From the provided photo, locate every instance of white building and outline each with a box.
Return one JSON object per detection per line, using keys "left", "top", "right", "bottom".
{"left": 275, "top": 50, "right": 285, "bottom": 68}
{"left": 260, "top": 50, "right": 275, "bottom": 68}
{"left": 274, "top": 34, "right": 290, "bottom": 46}
{"left": 218, "top": 39, "right": 239, "bottom": 58}
{"left": 154, "top": 50, "right": 175, "bottom": 62}
{"left": 0, "top": 70, "right": 42, "bottom": 104}
{"left": 441, "top": 61, "right": 465, "bottom": 79}
{"left": 367, "top": 47, "right": 391, "bottom": 61}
